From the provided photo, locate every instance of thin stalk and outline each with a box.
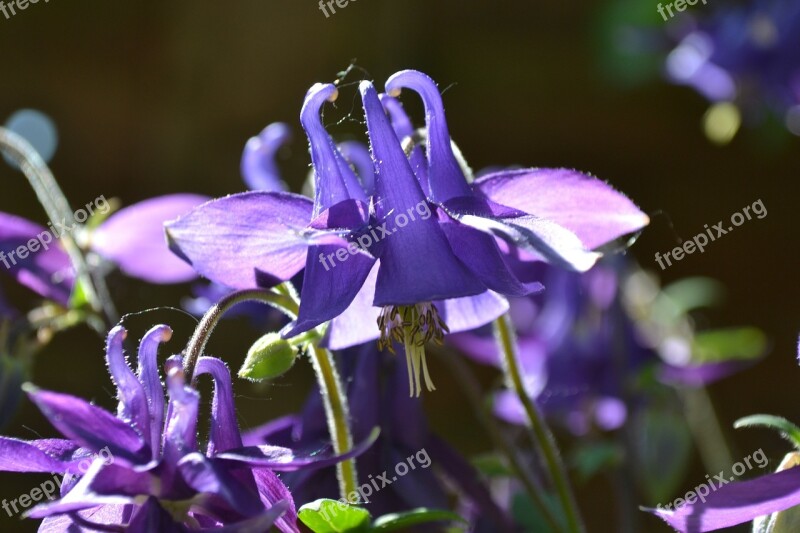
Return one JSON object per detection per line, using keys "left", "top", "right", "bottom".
{"left": 494, "top": 314, "right": 585, "bottom": 533}
{"left": 308, "top": 344, "right": 358, "bottom": 500}
{"left": 436, "top": 347, "right": 564, "bottom": 532}
{"left": 0, "top": 127, "right": 117, "bottom": 324}
{"left": 680, "top": 386, "right": 735, "bottom": 476}
{"left": 181, "top": 286, "right": 358, "bottom": 499}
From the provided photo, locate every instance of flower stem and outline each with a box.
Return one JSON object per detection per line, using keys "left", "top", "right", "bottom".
{"left": 182, "top": 288, "right": 298, "bottom": 380}
{"left": 182, "top": 286, "right": 358, "bottom": 499}
{"left": 494, "top": 314, "right": 585, "bottom": 533}
{"left": 307, "top": 344, "right": 358, "bottom": 500}
{"left": 436, "top": 347, "right": 565, "bottom": 532}
{"left": 0, "top": 127, "right": 117, "bottom": 326}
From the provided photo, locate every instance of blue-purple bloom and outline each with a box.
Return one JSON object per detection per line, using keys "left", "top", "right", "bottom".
{"left": 0, "top": 211, "right": 74, "bottom": 306}
{"left": 0, "top": 324, "right": 373, "bottom": 531}
{"left": 165, "top": 70, "right": 648, "bottom": 395}
{"left": 452, "top": 258, "right": 753, "bottom": 435}
{"left": 665, "top": 0, "right": 800, "bottom": 134}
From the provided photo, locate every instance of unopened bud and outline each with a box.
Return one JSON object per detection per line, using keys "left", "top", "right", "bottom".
{"left": 239, "top": 333, "right": 298, "bottom": 381}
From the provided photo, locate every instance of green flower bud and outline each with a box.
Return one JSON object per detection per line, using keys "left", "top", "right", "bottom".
{"left": 238, "top": 333, "right": 298, "bottom": 381}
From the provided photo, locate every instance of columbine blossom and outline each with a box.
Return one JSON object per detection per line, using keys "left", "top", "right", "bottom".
{"left": 166, "top": 70, "right": 648, "bottom": 395}
{"left": 0, "top": 211, "right": 75, "bottom": 305}
{"left": 665, "top": 0, "right": 800, "bottom": 133}
{"left": 0, "top": 324, "right": 371, "bottom": 531}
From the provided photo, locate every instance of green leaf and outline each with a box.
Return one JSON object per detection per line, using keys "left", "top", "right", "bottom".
{"left": 68, "top": 277, "right": 91, "bottom": 310}
{"left": 370, "top": 508, "right": 466, "bottom": 531}
{"left": 661, "top": 277, "right": 725, "bottom": 314}
{"left": 298, "top": 499, "right": 371, "bottom": 533}
{"left": 735, "top": 415, "right": 800, "bottom": 451}
{"left": 570, "top": 441, "right": 623, "bottom": 483}
{"left": 470, "top": 453, "right": 514, "bottom": 478}
{"left": 692, "top": 327, "right": 767, "bottom": 363}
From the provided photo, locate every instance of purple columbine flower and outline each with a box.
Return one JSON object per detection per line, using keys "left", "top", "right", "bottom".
{"left": 0, "top": 324, "right": 371, "bottom": 531}
{"left": 0, "top": 211, "right": 75, "bottom": 306}
{"left": 665, "top": 0, "right": 800, "bottom": 133}
{"left": 165, "top": 71, "right": 648, "bottom": 395}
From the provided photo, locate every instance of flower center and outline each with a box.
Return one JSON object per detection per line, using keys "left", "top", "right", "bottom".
{"left": 377, "top": 303, "right": 449, "bottom": 397}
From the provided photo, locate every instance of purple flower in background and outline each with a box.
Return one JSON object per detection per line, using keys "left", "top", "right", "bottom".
{"left": 241, "top": 122, "right": 291, "bottom": 192}
{"left": 91, "top": 194, "right": 209, "bottom": 284}
{"left": 166, "top": 71, "right": 648, "bottom": 395}
{"left": 245, "top": 343, "right": 514, "bottom": 531}
{"left": 665, "top": 0, "right": 800, "bottom": 134}
{"left": 452, "top": 259, "right": 652, "bottom": 435}
{"left": 0, "top": 211, "right": 74, "bottom": 306}
{"left": 452, "top": 257, "right": 750, "bottom": 435}
{"left": 0, "top": 324, "right": 371, "bottom": 531}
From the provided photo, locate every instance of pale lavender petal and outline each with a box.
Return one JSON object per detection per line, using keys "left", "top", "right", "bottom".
{"left": 92, "top": 194, "right": 209, "bottom": 283}
{"left": 649, "top": 466, "right": 800, "bottom": 532}
{"left": 165, "top": 192, "right": 314, "bottom": 289}
{"left": 435, "top": 291, "right": 510, "bottom": 334}
{"left": 475, "top": 168, "right": 649, "bottom": 250}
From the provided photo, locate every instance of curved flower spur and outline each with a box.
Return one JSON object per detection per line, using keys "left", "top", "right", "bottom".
{"left": 0, "top": 325, "right": 373, "bottom": 531}
{"left": 166, "top": 70, "right": 649, "bottom": 396}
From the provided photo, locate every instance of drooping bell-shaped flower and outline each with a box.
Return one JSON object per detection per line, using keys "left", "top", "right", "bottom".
{"left": 0, "top": 324, "right": 371, "bottom": 531}
{"left": 166, "top": 71, "right": 648, "bottom": 395}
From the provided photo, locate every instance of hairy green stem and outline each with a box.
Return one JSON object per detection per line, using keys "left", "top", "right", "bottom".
{"left": 182, "top": 288, "right": 298, "bottom": 380}
{"left": 308, "top": 344, "right": 358, "bottom": 500}
{"left": 494, "top": 314, "right": 585, "bottom": 533}
{"left": 0, "top": 127, "right": 117, "bottom": 325}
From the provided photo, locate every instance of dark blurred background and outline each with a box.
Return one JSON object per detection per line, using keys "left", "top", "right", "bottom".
{"left": 0, "top": 1, "right": 798, "bottom": 531}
